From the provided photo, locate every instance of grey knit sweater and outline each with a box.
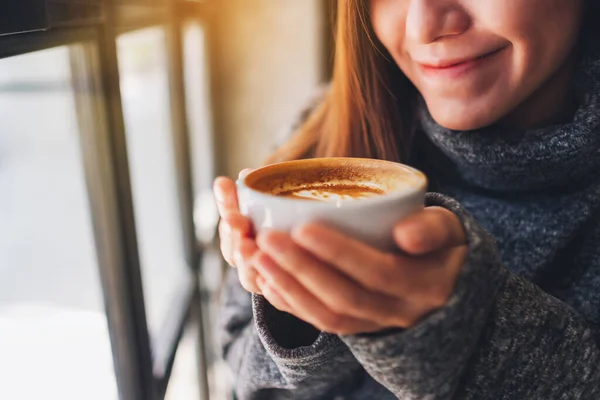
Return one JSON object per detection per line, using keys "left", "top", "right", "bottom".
{"left": 219, "top": 42, "right": 600, "bottom": 400}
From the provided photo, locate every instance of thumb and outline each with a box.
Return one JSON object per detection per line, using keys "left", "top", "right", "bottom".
{"left": 393, "top": 207, "right": 466, "bottom": 256}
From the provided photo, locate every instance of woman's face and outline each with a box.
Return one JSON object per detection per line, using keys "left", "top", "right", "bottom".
{"left": 370, "top": 0, "right": 584, "bottom": 130}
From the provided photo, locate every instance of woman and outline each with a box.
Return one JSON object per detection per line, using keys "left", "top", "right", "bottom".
{"left": 214, "top": 1, "right": 600, "bottom": 398}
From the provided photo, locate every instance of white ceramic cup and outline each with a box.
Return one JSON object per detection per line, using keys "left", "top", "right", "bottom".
{"left": 237, "top": 157, "right": 427, "bottom": 251}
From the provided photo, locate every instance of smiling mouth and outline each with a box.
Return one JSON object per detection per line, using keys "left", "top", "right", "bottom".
{"left": 421, "top": 47, "right": 507, "bottom": 70}
{"left": 474, "top": 47, "right": 505, "bottom": 61}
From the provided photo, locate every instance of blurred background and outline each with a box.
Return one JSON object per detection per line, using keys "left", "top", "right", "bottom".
{"left": 0, "top": 1, "right": 334, "bottom": 399}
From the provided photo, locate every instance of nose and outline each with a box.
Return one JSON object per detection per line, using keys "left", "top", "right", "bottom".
{"left": 405, "top": 0, "right": 471, "bottom": 43}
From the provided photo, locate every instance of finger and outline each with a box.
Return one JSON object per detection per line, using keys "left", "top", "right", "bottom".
{"left": 291, "top": 222, "right": 457, "bottom": 308}
{"left": 253, "top": 252, "right": 383, "bottom": 334}
{"left": 214, "top": 177, "right": 240, "bottom": 217}
{"left": 237, "top": 257, "right": 262, "bottom": 294}
{"left": 257, "top": 231, "right": 401, "bottom": 326}
{"left": 256, "top": 275, "right": 292, "bottom": 313}
{"left": 234, "top": 237, "right": 258, "bottom": 270}
{"left": 291, "top": 223, "right": 390, "bottom": 277}
{"left": 291, "top": 223, "right": 403, "bottom": 295}
{"left": 234, "top": 237, "right": 261, "bottom": 294}
{"left": 219, "top": 220, "right": 235, "bottom": 266}
{"left": 393, "top": 207, "right": 466, "bottom": 256}
{"left": 397, "top": 248, "right": 465, "bottom": 310}
{"left": 220, "top": 216, "right": 251, "bottom": 266}
{"left": 238, "top": 168, "right": 253, "bottom": 179}
{"left": 222, "top": 211, "right": 253, "bottom": 238}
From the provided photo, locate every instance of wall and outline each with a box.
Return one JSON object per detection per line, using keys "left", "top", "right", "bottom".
{"left": 207, "top": 0, "right": 328, "bottom": 177}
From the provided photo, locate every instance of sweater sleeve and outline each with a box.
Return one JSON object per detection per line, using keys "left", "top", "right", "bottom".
{"left": 219, "top": 268, "right": 364, "bottom": 400}
{"left": 340, "top": 192, "right": 600, "bottom": 399}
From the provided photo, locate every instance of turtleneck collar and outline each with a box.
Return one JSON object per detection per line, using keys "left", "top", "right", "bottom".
{"left": 418, "top": 42, "right": 600, "bottom": 193}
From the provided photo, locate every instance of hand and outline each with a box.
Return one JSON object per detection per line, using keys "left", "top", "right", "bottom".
{"left": 252, "top": 207, "right": 468, "bottom": 335}
{"left": 214, "top": 169, "right": 264, "bottom": 294}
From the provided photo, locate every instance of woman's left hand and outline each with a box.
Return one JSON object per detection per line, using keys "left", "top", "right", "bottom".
{"left": 252, "top": 206, "right": 468, "bottom": 335}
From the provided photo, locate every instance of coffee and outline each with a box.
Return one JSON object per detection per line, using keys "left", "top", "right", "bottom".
{"left": 244, "top": 158, "right": 425, "bottom": 204}
{"left": 237, "top": 157, "right": 427, "bottom": 250}
{"left": 279, "top": 184, "right": 385, "bottom": 202}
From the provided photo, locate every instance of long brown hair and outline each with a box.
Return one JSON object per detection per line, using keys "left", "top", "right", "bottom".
{"left": 267, "top": 1, "right": 416, "bottom": 164}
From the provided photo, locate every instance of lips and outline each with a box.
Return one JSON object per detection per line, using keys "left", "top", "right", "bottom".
{"left": 415, "top": 46, "right": 508, "bottom": 79}
{"left": 417, "top": 47, "right": 506, "bottom": 70}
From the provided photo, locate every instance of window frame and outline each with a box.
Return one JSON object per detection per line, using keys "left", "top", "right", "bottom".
{"left": 0, "top": 1, "right": 212, "bottom": 399}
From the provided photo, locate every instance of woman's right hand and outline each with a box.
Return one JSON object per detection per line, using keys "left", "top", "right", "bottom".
{"left": 214, "top": 170, "right": 263, "bottom": 294}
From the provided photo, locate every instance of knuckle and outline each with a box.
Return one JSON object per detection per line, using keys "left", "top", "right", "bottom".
{"left": 335, "top": 327, "right": 354, "bottom": 336}
{"left": 229, "top": 214, "right": 247, "bottom": 232}
{"left": 380, "top": 301, "right": 403, "bottom": 326}
{"left": 271, "top": 302, "right": 288, "bottom": 313}
{"left": 314, "top": 323, "right": 328, "bottom": 333}
{"left": 238, "top": 269, "right": 257, "bottom": 293}
{"left": 236, "top": 243, "right": 254, "bottom": 267}
{"left": 219, "top": 220, "right": 232, "bottom": 240}
{"left": 382, "top": 302, "right": 411, "bottom": 328}
{"left": 272, "top": 301, "right": 290, "bottom": 314}
{"left": 327, "top": 304, "right": 345, "bottom": 316}
{"left": 372, "top": 263, "right": 398, "bottom": 290}
{"left": 262, "top": 286, "right": 279, "bottom": 308}
{"left": 322, "top": 313, "right": 344, "bottom": 333}
{"left": 240, "top": 252, "right": 254, "bottom": 269}
{"left": 240, "top": 280, "right": 255, "bottom": 293}
{"left": 220, "top": 246, "right": 233, "bottom": 265}
{"left": 220, "top": 243, "right": 235, "bottom": 266}
{"left": 397, "top": 315, "right": 415, "bottom": 329}
{"left": 233, "top": 250, "right": 245, "bottom": 269}
{"left": 329, "top": 293, "right": 360, "bottom": 315}
{"left": 362, "top": 256, "right": 400, "bottom": 292}
{"left": 347, "top": 292, "right": 367, "bottom": 313}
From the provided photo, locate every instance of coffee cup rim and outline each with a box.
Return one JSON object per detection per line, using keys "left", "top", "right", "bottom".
{"left": 236, "top": 157, "right": 428, "bottom": 209}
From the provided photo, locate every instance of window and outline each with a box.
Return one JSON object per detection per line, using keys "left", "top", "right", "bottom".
{"left": 0, "top": 45, "right": 117, "bottom": 400}
{"left": 0, "top": 1, "right": 213, "bottom": 399}
{"left": 183, "top": 20, "right": 215, "bottom": 193}
{"left": 117, "top": 26, "right": 190, "bottom": 339}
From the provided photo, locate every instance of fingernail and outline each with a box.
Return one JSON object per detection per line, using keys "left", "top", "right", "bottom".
{"left": 256, "top": 275, "right": 266, "bottom": 288}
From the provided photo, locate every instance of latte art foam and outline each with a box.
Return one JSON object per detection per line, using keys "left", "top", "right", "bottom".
{"left": 243, "top": 158, "right": 427, "bottom": 205}
{"left": 279, "top": 184, "right": 385, "bottom": 202}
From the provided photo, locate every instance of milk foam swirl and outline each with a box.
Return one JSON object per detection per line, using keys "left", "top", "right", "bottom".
{"left": 287, "top": 189, "right": 382, "bottom": 202}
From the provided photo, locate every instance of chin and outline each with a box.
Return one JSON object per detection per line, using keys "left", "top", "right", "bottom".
{"left": 427, "top": 102, "right": 503, "bottom": 131}
{"left": 431, "top": 115, "right": 489, "bottom": 131}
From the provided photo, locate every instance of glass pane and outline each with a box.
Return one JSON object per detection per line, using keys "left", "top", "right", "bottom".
{"left": 165, "top": 318, "right": 200, "bottom": 400}
{"left": 183, "top": 21, "right": 215, "bottom": 192}
{"left": 0, "top": 47, "right": 117, "bottom": 400}
{"left": 117, "top": 26, "right": 190, "bottom": 337}
{"left": 182, "top": 21, "right": 230, "bottom": 398}
{"left": 182, "top": 21, "right": 219, "bottom": 246}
